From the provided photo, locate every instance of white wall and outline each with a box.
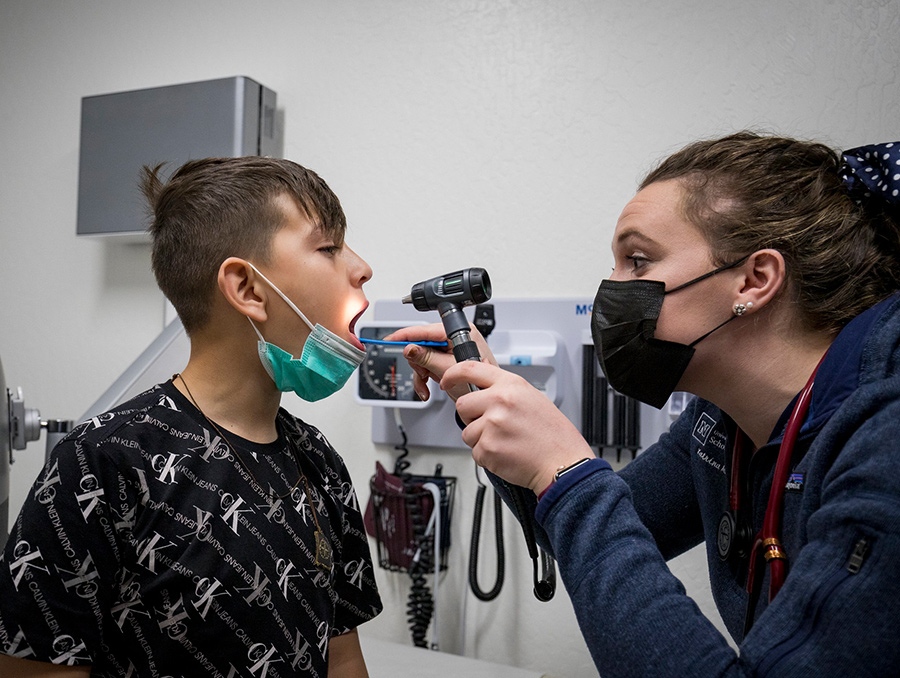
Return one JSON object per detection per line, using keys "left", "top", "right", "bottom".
{"left": 1, "top": 1, "right": 897, "bottom": 676}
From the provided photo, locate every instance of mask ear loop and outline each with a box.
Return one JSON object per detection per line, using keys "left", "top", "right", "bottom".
{"left": 664, "top": 254, "right": 750, "bottom": 295}
{"left": 246, "top": 261, "right": 317, "bottom": 334}
{"left": 247, "top": 317, "right": 266, "bottom": 342}
{"left": 662, "top": 254, "right": 751, "bottom": 348}
{"left": 687, "top": 314, "right": 741, "bottom": 348}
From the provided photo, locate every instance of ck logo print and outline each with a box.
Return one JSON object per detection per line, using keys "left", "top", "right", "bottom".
{"left": 56, "top": 553, "right": 100, "bottom": 598}
{"left": 178, "top": 506, "right": 214, "bottom": 542}
{"left": 135, "top": 533, "right": 175, "bottom": 573}
{"left": 343, "top": 559, "right": 366, "bottom": 590}
{"left": 51, "top": 634, "right": 91, "bottom": 665}
{"left": 248, "top": 642, "right": 283, "bottom": 678}
{"left": 5, "top": 627, "right": 34, "bottom": 659}
{"left": 151, "top": 452, "right": 188, "bottom": 484}
{"left": 238, "top": 564, "right": 273, "bottom": 608}
{"left": 156, "top": 393, "right": 180, "bottom": 411}
{"left": 220, "top": 493, "right": 255, "bottom": 535}
{"left": 193, "top": 427, "right": 230, "bottom": 462}
{"left": 111, "top": 571, "right": 149, "bottom": 629}
{"left": 8, "top": 540, "right": 49, "bottom": 590}
{"left": 192, "top": 577, "right": 232, "bottom": 619}
{"left": 35, "top": 459, "right": 61, "bottom": 504}
{"left": 336, "top": 481, "right": 359, "bottom": 511}
{"left": 276, "top": 558, "right": 303, "bottom": 598}
{"left": 76, "top": 474, "right": 106, "bottom": 520}
{"left": 288, "top": 632, "right": 314, "bottom": 671}
{"left": 86, "top": 411, "right": 116, "bottom": 432}
{"left": 156, "top": 595, "right": 189, "bottom": 640}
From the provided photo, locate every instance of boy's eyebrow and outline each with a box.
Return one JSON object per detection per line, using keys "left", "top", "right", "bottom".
{"left": 307, "top": 222, "right": 345, "bottom": 246}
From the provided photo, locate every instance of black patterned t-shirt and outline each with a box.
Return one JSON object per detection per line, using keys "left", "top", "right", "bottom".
{"left": 0, "top": 380, "right": 382, "bottom": 677}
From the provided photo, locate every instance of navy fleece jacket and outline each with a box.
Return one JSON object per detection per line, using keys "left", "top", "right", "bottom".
{"left": 503, "top": 293, "right": 900, "bottom": 676}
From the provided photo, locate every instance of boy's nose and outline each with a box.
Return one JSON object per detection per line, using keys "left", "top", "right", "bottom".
{"left": 345, "top": 246, "right": 373, "bottom": 285}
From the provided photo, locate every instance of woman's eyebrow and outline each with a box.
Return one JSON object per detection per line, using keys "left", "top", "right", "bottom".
{"left": 615, "top": 228, "right": 661, "bottom": 249}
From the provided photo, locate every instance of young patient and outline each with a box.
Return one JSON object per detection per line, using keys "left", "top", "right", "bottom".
{"left": 0, "top": 157, "right": 382, "bottom": 677}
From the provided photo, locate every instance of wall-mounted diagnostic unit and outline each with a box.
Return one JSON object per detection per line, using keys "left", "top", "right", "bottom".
{"left": 77, "top": 75, "right": 282, "bottom": 238}
{"left": 356, "top": 297, "right": 681, "bottom": 458}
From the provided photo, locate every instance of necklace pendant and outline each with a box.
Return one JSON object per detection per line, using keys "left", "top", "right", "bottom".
{"left": 315, "top": 530, "right": 333, "bottom": 572}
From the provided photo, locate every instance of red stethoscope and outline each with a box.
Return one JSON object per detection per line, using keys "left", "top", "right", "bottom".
{"left": 717, "top": 355, "right": 825, "bottom": 634}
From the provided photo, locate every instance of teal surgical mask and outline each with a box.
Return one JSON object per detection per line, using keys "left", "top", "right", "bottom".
{"left": 247, "top": 263, "right": 365, "bottom": 402}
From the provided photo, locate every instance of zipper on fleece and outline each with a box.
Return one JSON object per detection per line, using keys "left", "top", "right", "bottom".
{"left": 846, "top": 537, "right": 869, "bottom": 574}
{"left": 756, "top": 536, "right": 870, "bottom": 676}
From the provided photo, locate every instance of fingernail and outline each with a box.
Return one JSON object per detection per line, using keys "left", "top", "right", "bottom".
{"left": 406, "top": 345, "right": 420, "bottom": 359}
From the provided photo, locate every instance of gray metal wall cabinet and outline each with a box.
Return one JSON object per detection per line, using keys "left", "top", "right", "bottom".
{"left": 76, "top": 76, "right": 281, "bottom": 238}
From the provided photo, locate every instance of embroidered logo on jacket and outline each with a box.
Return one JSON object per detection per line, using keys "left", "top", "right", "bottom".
{"left": 692, "top": 413, "right": 717, "bottom": 445}
{"left": 785, "top": 473, "right": 804, "bottom": 492}
{"left": 692, "top": 412, "right": 727, "bottom": 475}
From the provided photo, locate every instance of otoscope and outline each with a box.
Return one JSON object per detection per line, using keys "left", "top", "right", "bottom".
{"left": 402, "top": 268, "right": 491, "bottom": 369}
{"left": 402, "top": 268, "right": 557, "bottom": 602}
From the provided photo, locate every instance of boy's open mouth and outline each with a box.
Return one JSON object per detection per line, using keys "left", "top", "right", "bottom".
{"left": 348, "top": 303, "right": 368, "bottom": 350}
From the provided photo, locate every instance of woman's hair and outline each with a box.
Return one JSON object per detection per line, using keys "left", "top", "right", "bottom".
{"left": 141, "top": 157, "right": 346, "bottom": 334}
{"left": 641, "top": 132, "right": 900, "bottom": 334}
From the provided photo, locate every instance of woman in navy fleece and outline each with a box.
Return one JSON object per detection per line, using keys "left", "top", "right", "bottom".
{"left": 393, "top": 132, "right": 900, "bottom": 676}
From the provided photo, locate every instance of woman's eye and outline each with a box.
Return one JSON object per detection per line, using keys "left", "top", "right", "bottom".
{"left": 626, "top": 254, "right": 649, "bottom": 271}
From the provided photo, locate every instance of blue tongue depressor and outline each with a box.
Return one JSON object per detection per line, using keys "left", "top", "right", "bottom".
{"left": 359, "top": 338, "right": 447, "bottom": 347}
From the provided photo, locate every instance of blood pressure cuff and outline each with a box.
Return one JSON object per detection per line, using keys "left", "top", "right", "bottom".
{"left": 364, "top": 461, "right": 435, "bottom": 570}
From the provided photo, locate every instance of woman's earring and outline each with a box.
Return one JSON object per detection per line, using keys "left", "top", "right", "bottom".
{"left": 733, "top": 302, "right": 753, "bottom": 316}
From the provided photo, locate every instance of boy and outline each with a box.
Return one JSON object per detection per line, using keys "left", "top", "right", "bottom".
{"left": 0, "top": 157, "right": 382, "bottom": 676}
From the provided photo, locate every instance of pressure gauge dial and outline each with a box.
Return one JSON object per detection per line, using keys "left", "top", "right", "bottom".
{"left": 361, "top": 343, "right": 415, "bottom": 401}
{"left": 354, "top": 322, "right": 443, "bottom": 408}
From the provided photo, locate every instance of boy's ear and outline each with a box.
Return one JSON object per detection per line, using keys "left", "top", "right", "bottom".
{"left": 734, "top": 249, "right": 786, "bottom": 313}
{"left": 218, "top": 258, "right": 269, "bottom": 323}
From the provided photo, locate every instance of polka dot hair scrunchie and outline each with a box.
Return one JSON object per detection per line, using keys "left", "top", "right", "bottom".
{"left": 840, "top": 142, "right": 900, "bottom": 210}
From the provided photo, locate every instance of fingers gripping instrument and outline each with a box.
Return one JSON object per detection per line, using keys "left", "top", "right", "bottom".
{"left": 402, "top": 268, "right": 557, "bottom": 602}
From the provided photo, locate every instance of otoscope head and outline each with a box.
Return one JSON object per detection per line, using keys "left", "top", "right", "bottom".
{"left": 402, "top": 268, "right": 492, "bottom": 311}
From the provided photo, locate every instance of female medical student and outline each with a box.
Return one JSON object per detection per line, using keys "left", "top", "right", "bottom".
{"left": 393, "top": 133, "right": 900, "bottom": 676}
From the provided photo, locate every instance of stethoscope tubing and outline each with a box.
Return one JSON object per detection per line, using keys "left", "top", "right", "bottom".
{"left": 742, "top": 354, "right": 825, "bottom": 633}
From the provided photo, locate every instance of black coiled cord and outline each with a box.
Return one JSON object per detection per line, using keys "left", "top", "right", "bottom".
{"left": 468, "top": 483, "right": 505, "bottom": 601}
{"left": 406, "top": 491, "right": 435, "bottom": 648}
{"left": 391, "top": 413, "right": 437, "bottom": 648}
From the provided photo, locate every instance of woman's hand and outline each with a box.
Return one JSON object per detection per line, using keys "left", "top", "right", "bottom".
{"left": 385, "top": 323, "right": 497, "bottom": 402}
{"left": 442, "top": 360, "right": 595, "bottom": 495}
